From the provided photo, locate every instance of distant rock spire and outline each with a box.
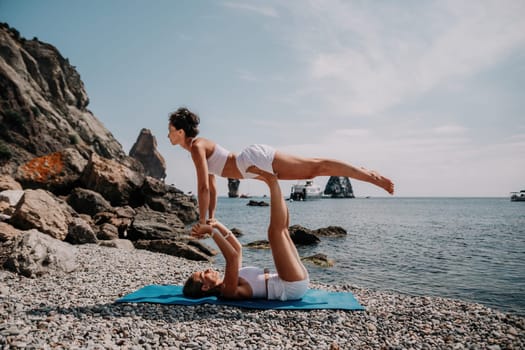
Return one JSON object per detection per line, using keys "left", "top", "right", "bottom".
{"left": 323, "top": 176, "right": 355, "bottom": 198}
{"left": 129, "top": 129, "right": 166, "bottom": 180}
{"left": 228, "top": 178, "right": 240, "bottom": 198}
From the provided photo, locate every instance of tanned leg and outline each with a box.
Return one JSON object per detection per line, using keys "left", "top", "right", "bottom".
{"left": 261, "top": 174, "right": 308, "bottom": 282}
{"left": 272, "top": 152, "right": 395, "bottom": 195}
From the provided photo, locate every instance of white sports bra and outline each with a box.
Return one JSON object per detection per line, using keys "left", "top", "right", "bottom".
{"left": 207, "top": 144, "right": 230, "bottom": 176}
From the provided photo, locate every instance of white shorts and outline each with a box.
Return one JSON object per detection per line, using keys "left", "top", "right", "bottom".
{"left": 267, "top": 275, "right": 310, "bottom": 301}
{"left": 236, "top": 144, "right": 277, "bottom": 179}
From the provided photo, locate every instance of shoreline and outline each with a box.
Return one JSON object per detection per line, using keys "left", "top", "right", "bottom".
{"left": 1, "top": 244, "right": 523, "bottom": 349}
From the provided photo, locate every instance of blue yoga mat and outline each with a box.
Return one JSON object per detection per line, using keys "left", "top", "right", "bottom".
{"left": 116, "top": 285, "right": 365, "bottom": 311}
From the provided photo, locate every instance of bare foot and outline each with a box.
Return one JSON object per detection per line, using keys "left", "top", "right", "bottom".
{"left": 191, "top": 223, "right": 213, "bottom": 239}
{"left": 370, "top": 170, "right": 395, "bottom": 195}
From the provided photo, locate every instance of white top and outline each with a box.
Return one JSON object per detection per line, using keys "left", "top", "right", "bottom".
{"left": 207, "top": 144, "right": 230, "bottom": 176}
{"left": 238, "top": 266, "right": 268, "bottom": 299}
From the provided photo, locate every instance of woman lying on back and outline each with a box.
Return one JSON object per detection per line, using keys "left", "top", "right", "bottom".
{"left": 183, "top": 174, "right": 309, "bottom": 300}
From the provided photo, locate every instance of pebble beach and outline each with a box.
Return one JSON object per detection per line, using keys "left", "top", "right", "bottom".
{"left": 1, "top": 244, "right": 524, "bottom": 349}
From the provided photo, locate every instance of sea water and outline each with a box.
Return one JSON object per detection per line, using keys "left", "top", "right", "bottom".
{"left": 210, "top": 197, "right": 525, "bottom": 316}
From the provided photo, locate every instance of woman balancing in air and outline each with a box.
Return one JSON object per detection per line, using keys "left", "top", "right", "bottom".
{"left": 168, "top": 107, "right": 395, "bottom": 224}
{"left": 183, "top": 173, "right": 309, "bottom": 300}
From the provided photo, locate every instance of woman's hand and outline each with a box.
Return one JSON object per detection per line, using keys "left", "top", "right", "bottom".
{"left": 191, "top": 223, "right": 213, "bottom": 239}
{"left": 206, "top": 218, "right": 217, "bottom": 226}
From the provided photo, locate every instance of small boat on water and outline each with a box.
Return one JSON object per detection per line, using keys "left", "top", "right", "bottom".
{"left": 510, "top": 190, "right": 525, "bottom": 202}
{"left": 290, "top": 180, "right": 322, "bottom": 201}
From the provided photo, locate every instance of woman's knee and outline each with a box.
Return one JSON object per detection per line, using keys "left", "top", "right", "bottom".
{"left": 305, "top": 158, "right": 327, "bottom": 178}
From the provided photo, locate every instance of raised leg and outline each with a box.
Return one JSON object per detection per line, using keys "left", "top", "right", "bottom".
{"left": 260, "top": 174, "right": 308, "bottom": 282}
{"left": 272, "top": 152, "right": 394, "bottom": 195}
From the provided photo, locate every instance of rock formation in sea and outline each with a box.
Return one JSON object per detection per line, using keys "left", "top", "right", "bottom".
{"left": 324, "top": 176, "right": 355, "bottom": 198}
{"left": 228, "top": 178, "right": 240, "bottom": 198}
{"left": 129, "top": 128, "right": 167, "bottom": 180}
{"left": 0, "top": 23, "right": 210, "bottom": 277}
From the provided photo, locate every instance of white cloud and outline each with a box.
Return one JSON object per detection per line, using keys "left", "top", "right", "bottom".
{"left": 278, "top": 0, "right": 525, "bottom": 115}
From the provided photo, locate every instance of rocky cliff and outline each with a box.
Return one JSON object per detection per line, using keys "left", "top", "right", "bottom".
{"left": 0, "top": 23, "right": 212, "bottom": 277}
{"left": 0, "top": 23, "right": 126, "bottom": 175}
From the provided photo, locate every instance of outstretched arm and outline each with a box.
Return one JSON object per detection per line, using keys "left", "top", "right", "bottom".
{"left": 190, "top": 143, "right": 210, "bottom": 224}
{"left": 208, "top": 174, "right": 217, "bottom": 221}
{"left": 191, "top": 221, "right": 243, "bottom": 298}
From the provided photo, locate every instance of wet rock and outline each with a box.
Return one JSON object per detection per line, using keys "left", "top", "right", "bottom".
{"left": 3, "top": 229, "right": 77, "bottom": 277}
{"left": 315, "top": 226, "right": 347, "bottom": 238}
{"left": 231, "top": 228, "right": 243, "bottom": 237}
{"left": 245, "top": 240, "right": 270, "bottom": 249}
{"left": 288, "top": 225, "right": 321, "bottom": 245}
{"left": 302, "top": 253, "right": 335, "bottom": 267}
{"left": 247, "top": 200, "right": 269, "bottom": 207}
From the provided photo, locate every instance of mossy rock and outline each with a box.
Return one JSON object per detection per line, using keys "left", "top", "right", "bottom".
{"left": 244, "top": 240, "right": 270, "bottom": 249}
{"left": 302, "top": 253, "right": 335, "bottom": 267}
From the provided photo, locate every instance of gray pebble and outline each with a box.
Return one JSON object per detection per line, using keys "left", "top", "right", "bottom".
{"left": 0, "top": 244, "right": 523, "bottom": 349}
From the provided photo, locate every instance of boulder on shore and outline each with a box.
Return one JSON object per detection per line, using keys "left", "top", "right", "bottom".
{"left": 127, "top": 206, "right": 185, "bottom": 241}
{"left": 0, "top": 175, "right": 22, "bottom": 191}
{"left": 66, "top": 217, "right": 97, "bottom": 244}
{"left": 133, "top": 239, "right": 214, "bottom": 261}
{"left": 80, "top": 152, "right": 145, "bottom": 207}
{"left": 0, "top": 222, "right": 22, "bottom": 242}
{"left": 140, "top": 176, "right": 198, "bottom": 223}
{"left": 9, "top": 189, "right": 74, "bottom": 240}
{"left": 67, "top": 187, "right": 114, "bottom": 217}
{"left": 15, "top": 148, "right": 88, "bottom": 194}
{"left": 3, "top": 229, "right": 77, "bottom": 277}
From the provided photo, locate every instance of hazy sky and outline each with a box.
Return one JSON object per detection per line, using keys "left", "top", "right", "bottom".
{"left": 2, "top": 0, "right": 524, "bottom": 197}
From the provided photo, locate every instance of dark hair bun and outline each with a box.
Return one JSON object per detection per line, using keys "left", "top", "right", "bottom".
{"left": 169, "top": 107, "right": 200, "bottom": 137}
